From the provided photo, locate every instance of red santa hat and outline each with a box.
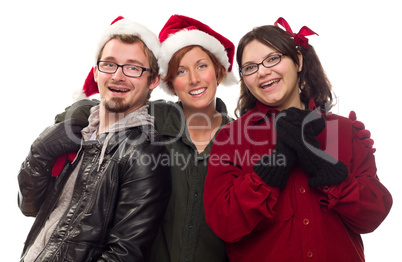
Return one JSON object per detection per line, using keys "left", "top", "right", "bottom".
{"left": 74, "top": 16, "right": 160, "bottom": 100}
{"left": 158, "top": 14, "right": 237, "bottom": 95}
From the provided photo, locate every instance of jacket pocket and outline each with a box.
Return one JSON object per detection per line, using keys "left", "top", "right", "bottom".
{"left": 258, "top": 189, "right": 294, "bottom": 229}
{"left": 60, "top": 241, "right": 103, "bottom": 262}
{"left": 273, "top": 190, "right": 294, "bottom": 223}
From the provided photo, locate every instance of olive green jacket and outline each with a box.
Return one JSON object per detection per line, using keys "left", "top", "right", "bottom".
{"left": 147, "top": 98, "right": 231, "bottom": 262}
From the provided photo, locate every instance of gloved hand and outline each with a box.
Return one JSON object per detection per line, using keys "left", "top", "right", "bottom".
{"left": 276, "top": 107, "right": 348, "bottom": 187}
{"left": 253, "top": 139, "right": 297, "bottom": 188}
{"left": 348, "top": 111, "right": 376, "bottom": 153}
{"left": 28, "top": 119, "right": 88, "bottom": 174}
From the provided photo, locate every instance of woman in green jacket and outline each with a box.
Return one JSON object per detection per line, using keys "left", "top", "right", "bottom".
{"left": 146, "top": 14, "right": 237, "bottom": 262}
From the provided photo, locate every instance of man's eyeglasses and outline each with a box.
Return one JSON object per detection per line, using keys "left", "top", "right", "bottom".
{"left": 240, "top": 54, "right": 284, "bottom": 76}
{"left": 97, "top": 61, "right": 152, "bottom": 78}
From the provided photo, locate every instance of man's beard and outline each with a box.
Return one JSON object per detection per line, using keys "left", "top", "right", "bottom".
{"left": 104, "top": 97, "right": 130, "bottom": 113}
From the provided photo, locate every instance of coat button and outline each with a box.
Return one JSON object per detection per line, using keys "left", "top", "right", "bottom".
{"left": 299, "top": 187, "right": 306, "bottom": 194}
{"left": 303, "top": 218, "right": 310, "bottom": 226}
{"left": 307, "top": 251, "right": 313, "bottom": 258}
{"left": 323, "top": 186, "right": 330, "bottom": 192}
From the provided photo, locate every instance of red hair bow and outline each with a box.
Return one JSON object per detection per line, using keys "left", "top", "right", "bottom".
{"left": 274, "top": 17, "right": 318, "bottom": 49}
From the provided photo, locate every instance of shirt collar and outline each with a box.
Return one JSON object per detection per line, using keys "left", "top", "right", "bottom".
{"left": 159, "top": 97, "right": 232, "bottom": 137}
{"left": 246, "top": 98, "right": 319, "bottom": 124}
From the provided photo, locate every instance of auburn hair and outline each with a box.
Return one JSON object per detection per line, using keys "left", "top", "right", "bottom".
{"left": 163, "top": 45, "right": 227, "bottom": 94}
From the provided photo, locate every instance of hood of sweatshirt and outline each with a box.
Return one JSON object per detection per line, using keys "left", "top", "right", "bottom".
{"left": 80, "top": 104, "right": 154, "bottom": 171}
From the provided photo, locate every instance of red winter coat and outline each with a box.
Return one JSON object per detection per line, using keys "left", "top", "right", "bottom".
{"left": 204, "top": 101, "right": 392, "bottom": 262}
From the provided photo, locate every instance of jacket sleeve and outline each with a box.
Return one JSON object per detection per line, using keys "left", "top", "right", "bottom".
{"left": 204, "top": 127, "right": 281, "bottom": 243}
{"left": 54, "top": 99, "right": 98, "bottom": 123}
{"left": 318, "top": 121, "right": 392, "bottom": 234}
{"left": 18, "top": 156, "right": 54, "bottom": 217}
{"left": 97, "top": 140, "right": 171, "bottom": 262}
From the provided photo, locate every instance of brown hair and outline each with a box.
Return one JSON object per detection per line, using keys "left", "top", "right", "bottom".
{"left": 163, "top": 45, "right": 227, "bottom": 94}
{"left": 97, "top": 34, "right": 159, "bottom": 99}
{"left": 235, "top": 25, "right": 333, "bottom": 117}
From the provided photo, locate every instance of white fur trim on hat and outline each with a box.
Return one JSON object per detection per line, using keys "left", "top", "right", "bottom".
{"left": 158, "top": 29, "right": 237, "bottom": 95}
{"left": 94, "top": 18, "right": 160, "bottom": 64}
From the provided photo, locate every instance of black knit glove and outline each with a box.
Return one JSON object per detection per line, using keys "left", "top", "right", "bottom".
{"left": 253, "top": 135, "right": 297, "bottom": 188}
{"left": 276, "top": 107, "right": 348, "bottom": 187}
{"left": 27, "top": 119, "right": 87, "bottom": 173}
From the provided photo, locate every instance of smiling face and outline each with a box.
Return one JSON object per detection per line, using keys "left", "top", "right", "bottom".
{"left": 241, "top": 40, "right": 303, "bottom": 111}
{"left": 172, "top": 46, "right": 218, "bottom": 112}
{"left": 94, "top": 38, "right": 159, "bottom": 115}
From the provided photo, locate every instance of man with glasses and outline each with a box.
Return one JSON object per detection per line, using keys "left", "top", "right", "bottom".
{"left": 17, "top": 16, "right": 171, "bottom": 262}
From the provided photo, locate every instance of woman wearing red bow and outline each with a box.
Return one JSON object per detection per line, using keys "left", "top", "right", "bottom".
{"left": 204, "top": 18, "right": 392, "bottom": 261}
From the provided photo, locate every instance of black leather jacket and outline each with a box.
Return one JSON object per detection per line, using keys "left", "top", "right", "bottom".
{"left": 18, "top": 125, "right": 171, "bottom": 261}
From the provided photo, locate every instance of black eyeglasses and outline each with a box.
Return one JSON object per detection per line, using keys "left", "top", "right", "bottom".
{"left": 97, "top": 61, "right": 152, "bottom": 78}
{"left": 240, "top": 54, "right": 284, "bottom": 76}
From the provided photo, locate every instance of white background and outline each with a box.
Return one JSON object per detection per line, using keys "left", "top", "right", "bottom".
{"left": 1, "top": 0, "right": 400, "bottom": 260}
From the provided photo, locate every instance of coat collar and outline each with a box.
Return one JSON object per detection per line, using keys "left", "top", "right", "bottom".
{"left": 245, "top": 98, "right": 321, "bottom": 125}
{"left": 80, "top": 104, "right": 154, "bottom": 171}
{"left": 157, "top": 97, "right": 232, "bottom": 138}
